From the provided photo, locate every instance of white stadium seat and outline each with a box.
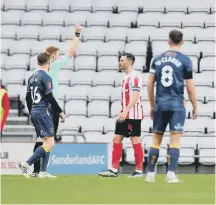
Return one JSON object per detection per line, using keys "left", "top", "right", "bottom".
{"left": 4, "top": 0, "right": 25, "bottom": 11}
{"left": 1, "top": 25, "right": 18, "bottom": 39}
{"left": 98, "top": 42, "right": 125, "bottom": 56}
{"left": 39, "top": 26, "right": 61, "bottom": 40}
{"left": 1, "top": 12, "right": 21, "bottom": 25}
{"left": 76, "top": 42, "right": 101, "bottom": 56}
{"left": 9, "top": 41, "right": 31, "bottom": 55}
{"left": 21, "top": 12, "right": 42, "bottom": 26}
{"left": 1, "top": 39, "right": 15, "bottom": 54}
{"left": 17, "top": 26, "right": 39, "bottom": 40}
{"left": 83, "top": 27, "right": 105, "bottom": 42}
{"left": 88, "top": 86, "right": 111, "bottom": 101}
{"left": 65, "top": 86, "right": 88, "bottom": 101}
{"left": 70, "top": 0, "right": 92, "bottom": 11}
{"left": 137, "top": 13, "right": 162, "bottom": 27}
{"left": 88, "top": 101, "right": 110, "bottom": 117}
{"left": 6, "top": 84, "right": 26, "bottom": 100}
{"left": 64, "top": 12, "right": 89, "bottom": 26}
{"left": 65, "top": 100, "right": 87, "bottom": 116}
{"left": 110, "top": 87, "right": 121, "bottom": 102}
{"left": 200, "top": 57, "right": 215, "bottom": 71}
{"left": 61, "top": 26, "right": 78, "bottom": 41}
{"left": 92, "top": 0, "right": 114, "bottom": 12}
{"left": 70, "top": 71, "right": 94, "bottom": 86}
{"left": 124, "top": 42, "right": 147, "bottom": 56}
{"left": 74, "top": 56, "right": 96, "bottom": 71}
{"left": 98, "top": 56, "right": 119, "bottom": 71}
{"left": 204, "top": 14, "right": 215, "bottom": 28}
{"left": 117, "top": 0, "right": 142, "bottom": 12}
{"left": 111, "top": 100, "right": 121, "bottom": 118}
{"left": 82, "top": 118, "right": 104, "bottom": 133}
{"left": 26, "top": 0, "right": 48, "bottom": 11}
{"left": 199, "top": 42, "right": 215, "bottom": 57}
{"left": 85, "top": 132, "right": 112, "bottom": 143}
{"left": 133, "top": 56, "right": 146, "bottom": 71}
{"left": 194, "top": 72, "right": 215, "bottom": 87}
{"left": 127, "top": 27, "right": 152, "bottom": 42}
{"left": 6, "top": 69, "right": 25, "bottom": 84}
{"left": 181, "top": 137, "right": 197, "bottom": 149}
{"left": 141, "top": 0, "right": 165, "bottom": 13}
{"left": 92, "top": 72, "right": 115, "bottom": 86}
{"left": 114, "top": 72, "right": 124, "bottom": 87}
{"left": 179, "top": 148, "right": 195, "bottom": 164}
{"left": 48, "top": 0, "right": 70, "bottom": 12}
{"left": 160, "top": 13, "right": 184, "bottom": 28}
{"left": 58, "top": 70, "right": 71, "bottom": 85}
{"left": 103, "top": 118, "right": 116, "bottom": 133}
{"left": 195, "top": 28, "right": 215, "bottom": 42}
{"left": 87, "top": 12, "right": 111, "bottom": 27}
{"left": 5, "top": 54, "right": 29, "bottom": 70}
{"left": 42, "top": 12, "right": 65, "bottom": 26}
{"left": 182, "top": 13, "right": 205, "bottom": 28}
{"left": 165, "top": 0, "right": 187, "bottom": 13}
{"left": 187, "top": 0, "right": 213, "bottom": 13}
{"left": 109, "top": 13, "right": 137, "bottom": 27}
{"left": 105, "top": 27, "right": 128, "bottom": 42}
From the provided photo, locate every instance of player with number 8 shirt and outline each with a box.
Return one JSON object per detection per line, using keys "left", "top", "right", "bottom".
{"left": 145, "top": 30, "right": 198, "bottom": 183}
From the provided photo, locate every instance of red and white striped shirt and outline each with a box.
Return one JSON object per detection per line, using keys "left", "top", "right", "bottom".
{"left": 120, "top": 70, "right": 144, "bottom": 120}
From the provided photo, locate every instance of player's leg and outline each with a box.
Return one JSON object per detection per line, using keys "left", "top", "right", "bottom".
{"left": 31, "top": 138, "right": 43, "bottom": 177}
{"left": 38, "top": 136, "right": 56, "bottom": 178}
{"left": 166, "top": 110, "right": 185, "bottom": 183}
{"left": 98, "top": 120, "right": 125, "bottom": 177}
{"left": 128, "top": 120, "right": 144, "bottom": 177}
{"left": 145, "top": 111, "right": 170, "bottom": 183}
{"left": 20, "top": 111, "right": 54, "bottom": 178}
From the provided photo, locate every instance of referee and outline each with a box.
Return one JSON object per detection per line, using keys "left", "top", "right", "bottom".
{"left": 31, "top": 25, "right": 82, "bottom": 177}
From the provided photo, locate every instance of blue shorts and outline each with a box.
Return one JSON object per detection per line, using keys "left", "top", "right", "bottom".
{"left": 31, "top": 109, "right": 54, "bottom": 138}
{"left": 153, "top": 110, "right": 186, "bottom": 134}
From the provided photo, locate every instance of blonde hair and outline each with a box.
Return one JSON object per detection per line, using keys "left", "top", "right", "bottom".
{"left": 45, "top": 46, "right": 59, "bottom": 56}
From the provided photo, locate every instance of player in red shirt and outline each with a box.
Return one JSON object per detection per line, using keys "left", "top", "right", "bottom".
{"left": 1, "top": 86, "right": 10, "bottom": 133}
{"left": 99, "top": 53, "right": 144, "bottom": 177}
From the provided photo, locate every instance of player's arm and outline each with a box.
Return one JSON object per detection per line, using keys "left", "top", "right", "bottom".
{"left": 51, "top": 24, "right": 82, "bottom": 71}
{"left": 184, "top": 59, "right": 198, "bottom": 119}
{"left": 123, "top": 76, "right": 141, "bottom": 113}
{"left": 25, "top": 80, "right": 32, "bottom": 113}
{"left": 147, "top": 59, "right": 156, "bottom": 109}
{"left": 42, "top": 76, "right": 65, "bottom": 121}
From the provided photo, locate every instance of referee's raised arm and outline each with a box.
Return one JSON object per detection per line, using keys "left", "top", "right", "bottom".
{"left": 67, "top": 24, "right": 82, "bottom": 58}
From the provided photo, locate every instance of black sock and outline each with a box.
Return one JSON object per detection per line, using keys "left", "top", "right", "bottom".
{"left": 33, "top": 141, "right": 43, "bottom": 173}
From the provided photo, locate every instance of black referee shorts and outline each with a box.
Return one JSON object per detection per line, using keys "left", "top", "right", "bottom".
{"left": 50, "top": 106, "right": 59, "bottom": 136}
{"left": 115, "top": 119, "right": 141, "bottom": 138}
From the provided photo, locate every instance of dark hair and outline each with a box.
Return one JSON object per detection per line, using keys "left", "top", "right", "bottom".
{"left": 37, "top": 52, "right": 51, "bottom": 66}
{"left": 169, "top": 30, "right": 183, "bottom": 45}
{"left": 121, "top": 53, "right": 135, "bottom": 65}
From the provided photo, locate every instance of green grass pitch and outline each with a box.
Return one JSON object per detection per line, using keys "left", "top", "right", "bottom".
{"left": 1, "top": 174, "right": 215, "bottom": 204}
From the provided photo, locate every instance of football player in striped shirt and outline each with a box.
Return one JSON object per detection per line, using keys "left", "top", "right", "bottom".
{"left": 98, "top": 53, "right": 144, "bottom": 177}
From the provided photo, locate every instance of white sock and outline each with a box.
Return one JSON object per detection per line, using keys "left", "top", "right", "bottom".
{"left": 135, "top": 170, "right": 143, "bottom": 174}
{"left": 167, "top": 171, "right": 175, "bottom": 179}
{"left": 147, "top": 172, "right": 155, "bottom": 176}
{"left": 111, "top": 168, "right": 118, "bottom": 172}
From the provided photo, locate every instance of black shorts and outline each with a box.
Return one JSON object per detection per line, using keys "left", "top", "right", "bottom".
{"left": 115, "top": 119, "right": 141, "bottom": 138}
{"left": 50, "top": 106, "right": 59, "bottom": 136}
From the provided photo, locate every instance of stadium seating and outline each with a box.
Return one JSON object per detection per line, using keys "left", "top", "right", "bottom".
{"left": 1, "top": 0, "right": 215, "bottom": 172}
